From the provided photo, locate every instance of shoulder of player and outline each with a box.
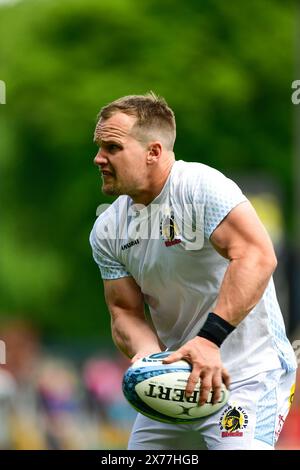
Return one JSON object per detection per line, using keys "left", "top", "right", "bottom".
{"left": 90, "top": 195, "right": 129, "bottom": 244}
{"left": 173, "top": 160, "right": 225, "bottom": 183}
{"left": 171, "top": 160, "right": 227, "bottom": 200}
{"left": 94, "top": 195, "right": 129, "bottom": 226}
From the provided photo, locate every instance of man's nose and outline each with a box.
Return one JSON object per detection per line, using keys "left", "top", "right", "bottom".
{"left": 94, "top": 148, "right": 108, "bottom": 166}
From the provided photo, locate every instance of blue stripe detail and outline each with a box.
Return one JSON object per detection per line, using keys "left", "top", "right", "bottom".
{"left": 254, "top": 372, "right": 278, "bottom": 446}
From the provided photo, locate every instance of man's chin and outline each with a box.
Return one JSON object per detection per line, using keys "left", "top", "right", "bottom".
{"left": 101, "top": 184, "right": 120, "bottom": 196}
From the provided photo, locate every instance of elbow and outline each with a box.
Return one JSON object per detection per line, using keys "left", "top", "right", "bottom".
{"left": 260, "top": 251, "right": 277, "bottom": 277}
{"left": 272, "top": 253, "right": 278, "bottom": 272}
{"left": 268, "top": 247, "right": 278, "bottom": 273}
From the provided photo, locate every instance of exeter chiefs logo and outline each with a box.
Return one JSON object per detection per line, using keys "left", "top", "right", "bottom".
{"left": 219, "top": 405, "right": 249, "bottom": 437}
{"left": 160, "top": 211, "right": 182, "bottom": 247}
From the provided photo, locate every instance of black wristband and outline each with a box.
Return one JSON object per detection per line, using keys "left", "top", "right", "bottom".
{"left": 197, "top": 312, "right": 235, "bottom": 347}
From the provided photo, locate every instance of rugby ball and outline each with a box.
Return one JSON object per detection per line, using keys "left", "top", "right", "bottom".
{"left": 122, "top": 351, "right": 229, "bottom": 424}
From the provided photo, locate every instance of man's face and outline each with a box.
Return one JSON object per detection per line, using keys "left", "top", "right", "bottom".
{"left": 93, "top": 112, "right": 149, "bottom": 197}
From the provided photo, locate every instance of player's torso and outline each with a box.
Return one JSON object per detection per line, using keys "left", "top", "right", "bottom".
{"left": 117, "top": 218, "right": 226, "bottom": 302}
{"left": 114, "top": 169, "right": 227, "bottom": 299}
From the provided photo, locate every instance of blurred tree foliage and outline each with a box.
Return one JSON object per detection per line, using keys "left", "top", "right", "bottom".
{"left": 0, "top": 0, "right": 296, "bottom": 337}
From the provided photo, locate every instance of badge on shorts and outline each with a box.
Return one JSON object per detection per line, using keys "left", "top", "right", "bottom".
{"left": 289, "top": 383, "right": 295, "bottom": 408}
{"left": 219, "top": 405, "right": 249, "bottom": 437}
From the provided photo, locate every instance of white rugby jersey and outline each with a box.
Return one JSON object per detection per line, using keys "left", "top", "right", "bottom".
{"left": 90, "top": 160, "right": 297, "bottom": 381}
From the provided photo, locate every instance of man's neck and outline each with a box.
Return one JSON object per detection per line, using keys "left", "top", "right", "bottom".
{"left": 132, "top": 157, "right": 175, "bottom": 206}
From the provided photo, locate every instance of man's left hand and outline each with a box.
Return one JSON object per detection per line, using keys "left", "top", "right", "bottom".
{"left": 163, "top": 337, "right": 230, "bottom": 405}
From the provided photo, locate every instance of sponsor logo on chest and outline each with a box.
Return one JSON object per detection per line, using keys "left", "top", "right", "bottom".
{"left": 121, "top": 239, "right": 140, "bottom": 251}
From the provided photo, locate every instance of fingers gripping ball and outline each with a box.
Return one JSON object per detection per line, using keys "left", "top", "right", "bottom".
{"left": 122, "top": 352, "right": 229, "bottom": 424}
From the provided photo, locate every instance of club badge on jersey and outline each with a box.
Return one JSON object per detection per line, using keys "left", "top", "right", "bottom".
{"left": 160, "top": 211, "right": 182, "bottom": 247}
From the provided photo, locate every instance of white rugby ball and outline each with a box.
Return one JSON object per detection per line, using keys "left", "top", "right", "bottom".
{"left": 122, "top": 351, "right": 229, "bottom": 424}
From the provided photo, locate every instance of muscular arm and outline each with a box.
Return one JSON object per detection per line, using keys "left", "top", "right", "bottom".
{"left": 104, "top": 276, "right": 163, "bottom": 361}
{"left": 210, "top": 200, "right": 277, "bottom": 325}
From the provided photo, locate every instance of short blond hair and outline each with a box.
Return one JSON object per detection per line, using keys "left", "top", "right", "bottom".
{"left": 98, "top": 92, "right": 176, "bottom": 150}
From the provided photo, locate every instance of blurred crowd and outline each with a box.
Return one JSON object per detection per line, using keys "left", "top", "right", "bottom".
{"left": 0, "top": 320, "right": 136, "bottom": 450}
{"left": 0, "top": 319, "right": 299, "bottom": 450}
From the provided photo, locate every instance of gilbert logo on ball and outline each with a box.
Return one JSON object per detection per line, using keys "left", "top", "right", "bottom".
{"left": 122, "top": 352, "right": 229, "bottom": 424}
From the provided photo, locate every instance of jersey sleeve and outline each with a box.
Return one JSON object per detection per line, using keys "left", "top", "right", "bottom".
{"left": 89, "top": 220, "right": 132, "bottom": 280}
{"left": 198, "top": 166, "right": 248, "bottom": 239}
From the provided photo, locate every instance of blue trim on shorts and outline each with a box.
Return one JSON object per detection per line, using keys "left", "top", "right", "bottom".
{"left": 254, "top": 373, "right": 278, "bottom": 446}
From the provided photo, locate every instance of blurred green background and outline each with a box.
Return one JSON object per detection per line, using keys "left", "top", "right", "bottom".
{"left": 0, "top": 0, "right": 297, "bottom": 338}
{"left": 0, "top": 0, "right": 300, "bottom": 450}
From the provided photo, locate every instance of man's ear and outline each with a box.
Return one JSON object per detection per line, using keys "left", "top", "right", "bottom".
{"left": 147, "top": 142, "right": 162, "bottom": 164}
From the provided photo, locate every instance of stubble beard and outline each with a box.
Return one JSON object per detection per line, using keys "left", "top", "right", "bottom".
{"left": 101, "top": 173, "right": 139, "bottom": 198}
{"left": 101, "top": 176, "right": 124, "bottom": 196}
{"left": 102, "top": 182, "right": 121, "bottom": 196}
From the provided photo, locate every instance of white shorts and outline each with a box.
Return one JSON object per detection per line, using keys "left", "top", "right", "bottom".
{"left": 127, "top": 368, "right": 296, "bottom": 450}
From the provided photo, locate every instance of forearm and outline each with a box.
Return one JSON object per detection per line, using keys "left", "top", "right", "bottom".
{"left": 111, "top": 312, "right": 163, "bottom": 359}
{"left": 214, "top": 252, "right": 276, "bottom": 326}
